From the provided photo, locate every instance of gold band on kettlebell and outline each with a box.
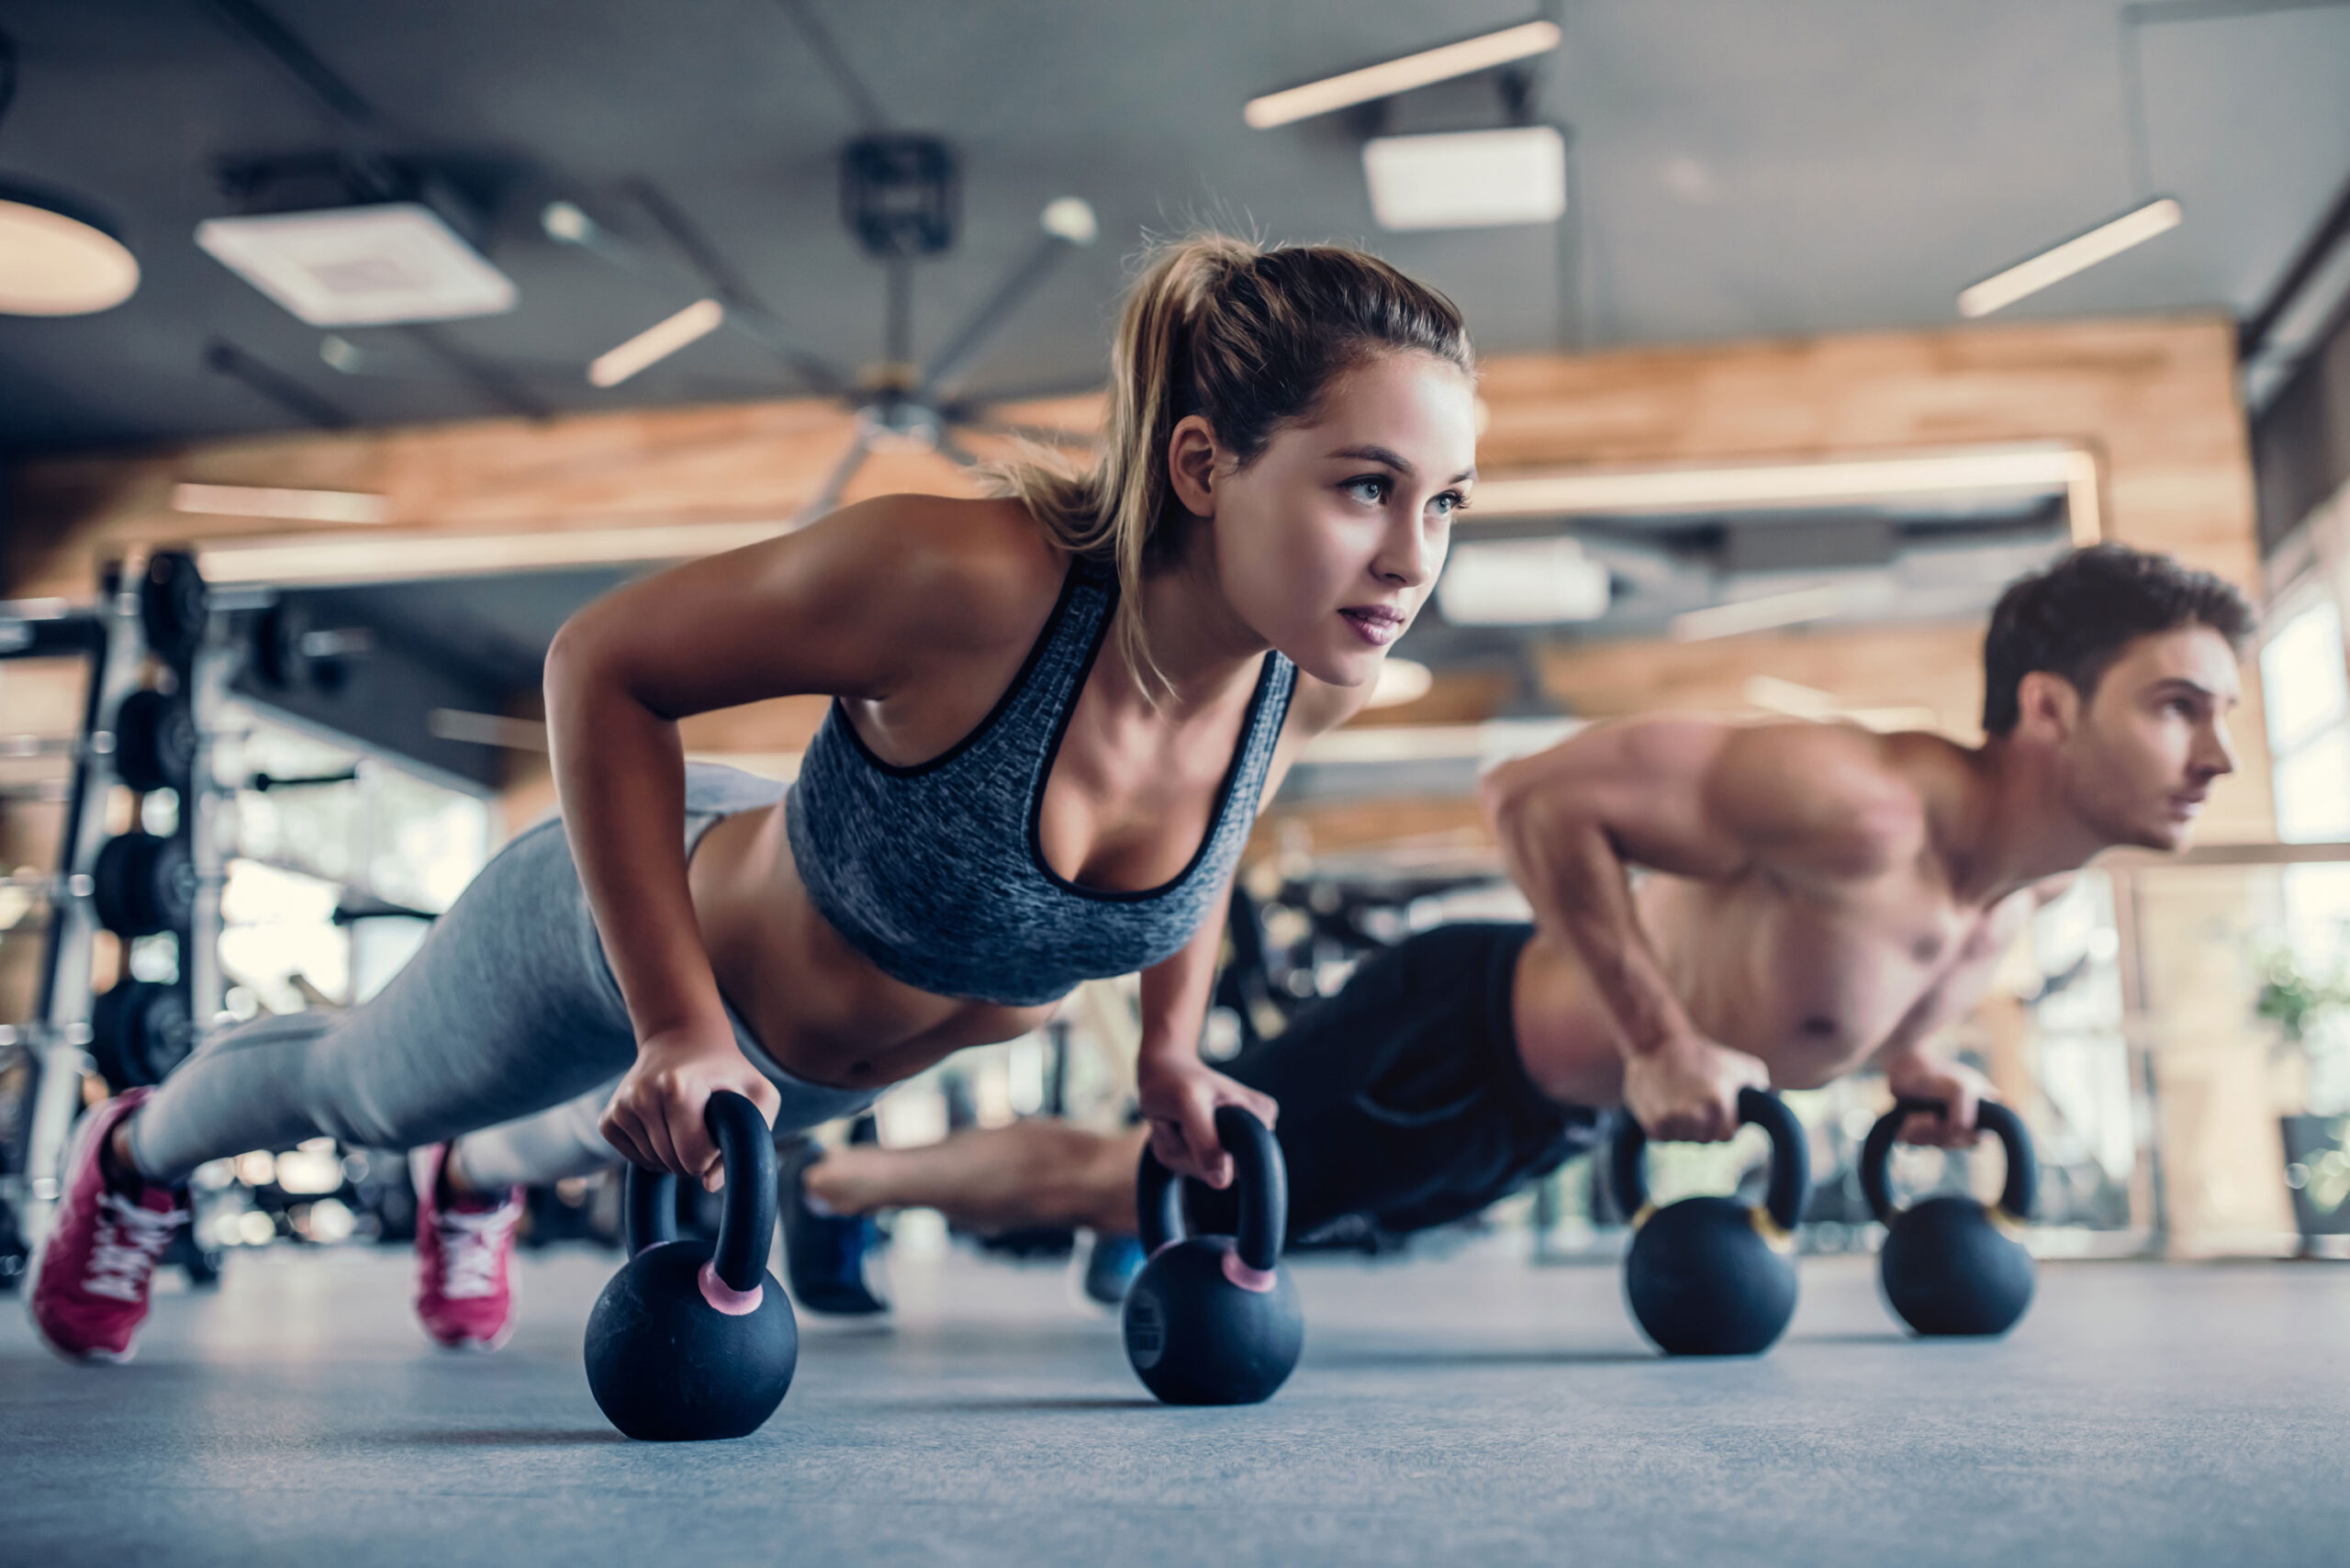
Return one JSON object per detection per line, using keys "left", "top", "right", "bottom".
{"left": 1748, "top": 1205, "right": 1794, "bottom": 1252}
{"left": 1987, "top": 1204, "right": 2027, "bottom": 1238}
{"left": 1630, "top": 1202, "right": 1657, "bottom": 1227}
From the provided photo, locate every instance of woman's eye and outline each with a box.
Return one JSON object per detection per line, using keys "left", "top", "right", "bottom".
{"left": 1344, "top": 476, "right": 1390, "bottom": 504}
{"left": 1431, "top": 489, "right": 1470, "bottom": 517}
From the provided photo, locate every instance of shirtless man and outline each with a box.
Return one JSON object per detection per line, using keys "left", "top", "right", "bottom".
{"left": 785, "top": 543, "right": 2249, "bottom": 1292}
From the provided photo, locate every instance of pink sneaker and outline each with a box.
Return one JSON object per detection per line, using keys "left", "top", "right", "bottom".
{"left": 29, "top": 1088, "right": 190, "bottom": 1364}
{"left": 409, "top": 1143, "right": 523, "bottom": 1351}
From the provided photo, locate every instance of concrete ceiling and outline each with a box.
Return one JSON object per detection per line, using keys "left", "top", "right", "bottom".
{"left": 1, "top": 0, "right": 2346, "bottom": 456}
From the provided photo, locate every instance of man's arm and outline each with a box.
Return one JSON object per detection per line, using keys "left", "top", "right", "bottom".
{"left": 1480, "top": 716, "right": 1924, "bottom": 1142}
{"left": 1873, "top": 882, "right": 2058, "bottom": 1146}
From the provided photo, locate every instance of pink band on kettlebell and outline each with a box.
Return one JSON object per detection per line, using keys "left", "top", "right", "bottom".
{"left": 698, "top": 1261, "right": 764, "bottom": 1316}
{"left": 1149, "top": 1239, "right": 1180, "bottom": 1262}
{"left": 1221, "top": 1249, "right": 1276, "bottom": 1294}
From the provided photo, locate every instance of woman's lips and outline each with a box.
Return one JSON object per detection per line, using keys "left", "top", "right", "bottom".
{"left": 1339, "top": 606, "right": 1404, "bottom": 647}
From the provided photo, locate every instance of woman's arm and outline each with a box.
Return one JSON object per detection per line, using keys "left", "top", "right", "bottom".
{"left": 1126, "top": 670, "right": 1368, "bottom": 1184}
{"left": 547, "top": 496, "right": 1058, "bottom": 1186}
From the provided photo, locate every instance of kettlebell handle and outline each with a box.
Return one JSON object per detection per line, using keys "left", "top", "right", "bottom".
{"left": 1858, "top": 1096, "right": 2038, "bottom": 1226}
{"left": 621, "top": 1089, "right": 778, "bottom": 1294}
{"left": 1135, "top": 1104, "right": 1287, "bottom": 1273}
{"left": 1610, "top": 1086, "right": 1810, "bottom": 1234}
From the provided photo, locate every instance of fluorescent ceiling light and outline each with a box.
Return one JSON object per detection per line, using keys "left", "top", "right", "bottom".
{"left": 196, "top": 203, "right": 517, "bottom": 327}
{"left": 194, "top": 518, "right": 795, "bottom": 586}
{"left": 172, "top": 483, "right": 387, "bottom": 525}
{"left": 1471, "top": 445, "right": 2103, "bottom": 545}
{"left": 1670, "top": 584, "right": 1858, "bottom": 643}
{"left": 0, "top": 183, "right": 139, "bottom": 316}
{"left": 1437, "top": 537, "right": 1610, "bottom": 625}
{"left": 1364, "top": 125, "right": 1567, "bottom": 232}
{"left": 1367, "top": 657, "right": 1434, "bottom": 710}
{"left": 1957, "top": 197, "right": 2183, "bottom": 319}
{"left": 589, "top": 297, "right": 725, "bottom": 387}
{"left": 1246, "top": 21, "right": 1561, "bottom": 129}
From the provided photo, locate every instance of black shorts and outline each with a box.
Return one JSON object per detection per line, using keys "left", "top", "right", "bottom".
{"left": 1188, "top": 922, "right": 1605, "bottom": 1245}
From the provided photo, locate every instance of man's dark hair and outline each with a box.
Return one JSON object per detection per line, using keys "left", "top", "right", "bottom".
{"left": 1981, "top": 543, "right": 2253, "bottom": 735}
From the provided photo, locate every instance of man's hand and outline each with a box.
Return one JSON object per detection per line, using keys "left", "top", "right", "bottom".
{"left": 1136, "top": 1055, "right": 1278, "bottom": 1189}
{"left": 600, "top": 1025, "right": 783, "bottom": 1191}
{"left": 1884, "top": 1053, "right": 1996, "bottom": 1148}
{"left": 1621, "top": 1032, "right": 1772, "bottom": 1143}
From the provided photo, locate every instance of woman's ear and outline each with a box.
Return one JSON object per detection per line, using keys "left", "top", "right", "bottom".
{"left": 1166, "top": 414, "right": 1220, "bottom": 519}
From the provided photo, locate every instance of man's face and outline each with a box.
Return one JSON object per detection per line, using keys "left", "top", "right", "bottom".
{"left": 2054, "top": 625, "right": 2242, "bottom": 851}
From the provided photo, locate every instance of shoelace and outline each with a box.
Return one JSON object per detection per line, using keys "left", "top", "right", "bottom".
{"left": 84, "top": 1194, "right": 185, "bottom": 1305}
{"left": 437, "top": 1204, "right": 520, "bottom": 1300}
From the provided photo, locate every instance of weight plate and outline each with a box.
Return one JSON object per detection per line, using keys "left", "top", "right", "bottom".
{"left": 141, "top": 552, "right": 208, "bottom": 666}
{"left": 114, "top": 689, "right": 196, "bottom": 794}
{"left": 91, "top": 833, "right": 193, "bottom": 936}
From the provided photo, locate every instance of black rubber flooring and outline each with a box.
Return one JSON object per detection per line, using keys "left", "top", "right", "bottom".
{"left": 4, "top": 1242, "right": 2346, "bottom": 1566}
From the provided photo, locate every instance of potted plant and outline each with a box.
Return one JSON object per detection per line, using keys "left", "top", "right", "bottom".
{"left": 2257, "top": 945, "right": 2350, "bottom": 1247}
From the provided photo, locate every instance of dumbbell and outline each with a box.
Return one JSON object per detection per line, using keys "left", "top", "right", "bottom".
{"left": 1610, "top": 1087, "right": 1811, "bottom": 1356}
{"left": 252, "top": 601, "right": 371, "bottom": 694}
{"left": 1861, "top": 1097, "right": 2038, "bottom": 1337}
{"left": 90, "top": 980, "right": 197, "bottom": 1089}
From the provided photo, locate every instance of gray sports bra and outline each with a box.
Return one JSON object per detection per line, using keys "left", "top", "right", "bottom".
{"left": 786, "top": 558, "right": 1298, "bottom": 1007}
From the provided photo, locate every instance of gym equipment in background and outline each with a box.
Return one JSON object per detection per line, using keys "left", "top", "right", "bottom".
{"left": 585, "top": 1092, "right": 797, "bottom": 1441}
{"left": 1862, "top": 1097, "right": 2038, "bottom": 1338}
{"left": 1123, "top": 1105, "right": 1303, "bottom": 1406}
{"left": 1611, "top": 1087, "right": 1811, "bottom": 1356}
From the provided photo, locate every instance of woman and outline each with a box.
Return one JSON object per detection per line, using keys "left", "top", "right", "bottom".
{"left": 33, "top": 235, "right": 1480, "bottom": 1361}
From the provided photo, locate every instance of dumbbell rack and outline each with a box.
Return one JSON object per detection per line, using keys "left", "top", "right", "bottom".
{"left": 0, "top": 550, "right": 223, "bottom": 1277}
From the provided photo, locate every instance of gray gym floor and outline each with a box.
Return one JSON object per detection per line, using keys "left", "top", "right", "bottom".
{"left": 4, "top": 1240, "right": 2345, "bottom": 1567}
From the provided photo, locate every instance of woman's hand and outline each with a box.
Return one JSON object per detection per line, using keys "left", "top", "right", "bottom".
{"left": 599, "top": 1025, "right": 781, "bottom": 1191}
{"left": 1136, "top": 1054, "right": 1278, "bottom": 1190}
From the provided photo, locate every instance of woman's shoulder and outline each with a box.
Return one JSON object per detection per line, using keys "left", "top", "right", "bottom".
{"left": 814, "top": 493, "right": 1069, "bottom": 653}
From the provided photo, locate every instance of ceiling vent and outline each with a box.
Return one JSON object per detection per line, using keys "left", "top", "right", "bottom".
{"left": 196, "top": 202, "right": 514, "bottom": 327}
{"left": 195, "top": 153, "right": 514, "bottom": 327}
{"left": 1362, "top": 125, "right": 1567, "bottom": 232}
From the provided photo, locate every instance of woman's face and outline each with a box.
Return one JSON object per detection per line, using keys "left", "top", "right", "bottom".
{"left": 1178, "top": 351, "right": 1479, "bottom": 687}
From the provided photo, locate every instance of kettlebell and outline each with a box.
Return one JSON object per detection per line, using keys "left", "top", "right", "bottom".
{"left": 1611, "top": 1086, "right": 1811, "bottom": 1356}
{"left": 1123, "top": 1105, "right": 1303, "bottom": 1406}
{"left": 584, "top": 1090, "right": 797, "bottom": 1440}
{"left": 1861, "top": 1096, "right": 2037, "bottom": 1337}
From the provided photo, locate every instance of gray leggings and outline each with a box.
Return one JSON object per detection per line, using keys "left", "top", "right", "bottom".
{"left": 129, "top": 764, "right": 882, "bottom": 1186}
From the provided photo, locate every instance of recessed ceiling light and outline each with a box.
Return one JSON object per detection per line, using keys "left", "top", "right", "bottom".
{"left": 1957, "top": 197, "right": 2183, "bottom": 319}
{"left": 1246, "top": 21, "right": 1562, "bottom": 129}
{"left": 1363, "top": 125, "right": 1567, "bottom": 231}
{"left": 0, "top": 178, "right": 139, "bottom": 316}
{"left": 196, "top": 202, "right": 517, "bottom": 327}
{"left": 1436, "top": 537, "right": 1610, "bottom": 625}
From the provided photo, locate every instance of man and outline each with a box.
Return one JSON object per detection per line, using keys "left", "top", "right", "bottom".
{"left": 786, "top": 544, "right": 2249, "bottom": 1304}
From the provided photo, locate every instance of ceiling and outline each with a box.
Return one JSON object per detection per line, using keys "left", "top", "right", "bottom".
{"left": 0, "top": 0, "right": 2346, "bottom": 456}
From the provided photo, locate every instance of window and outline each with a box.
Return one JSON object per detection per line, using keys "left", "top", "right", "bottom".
{"left": 2263, "top": 599, "right": 2350, "bottom": 843}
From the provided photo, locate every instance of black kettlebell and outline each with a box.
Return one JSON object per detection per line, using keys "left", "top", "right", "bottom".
{"left": 1862, "top": 1096, "right": 2037, "bottom": 1338}
{"left": 1123, "top": 1105, "right": 1302, "bottom": 1406}
{"left": 1611, "top": 1086, "right": 1811, "bottom": 1356}
{"left": 584, "top": 1091, "right": 797, "bottom": 1440}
